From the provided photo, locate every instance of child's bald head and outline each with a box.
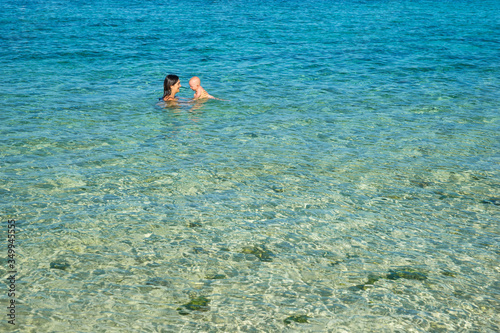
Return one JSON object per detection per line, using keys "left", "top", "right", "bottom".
{"left": 189, "top": 76, "right": 201, "bottom": 91}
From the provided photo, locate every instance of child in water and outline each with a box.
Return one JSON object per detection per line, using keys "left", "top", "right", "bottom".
{"left": 188, "top": 76, "right": 214, "bottom": 99}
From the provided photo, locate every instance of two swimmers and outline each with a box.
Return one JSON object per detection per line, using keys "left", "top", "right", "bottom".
{"left": 160, "top": 74, "right": 214, "bottom": 102}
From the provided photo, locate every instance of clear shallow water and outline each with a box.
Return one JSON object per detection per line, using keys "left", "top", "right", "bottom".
{"left": 1, "top": 0, "right": 499, "bottom": 331}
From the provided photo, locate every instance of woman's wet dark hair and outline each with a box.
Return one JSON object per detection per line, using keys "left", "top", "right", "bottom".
{"left": 160, "top": 74, "right": 179, "bottom": 100}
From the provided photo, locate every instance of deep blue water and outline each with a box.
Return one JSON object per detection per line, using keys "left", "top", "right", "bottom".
{"left": 1, "top": 0, "right": 499, "bottom": 331}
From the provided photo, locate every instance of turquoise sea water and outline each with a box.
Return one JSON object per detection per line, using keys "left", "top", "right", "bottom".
{"left": 1, "top": 0, "right": 499, "bottom": 331}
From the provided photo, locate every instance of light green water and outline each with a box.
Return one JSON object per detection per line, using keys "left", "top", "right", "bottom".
{"left": 1, "top": 0, "right": 499, "bottom": 331}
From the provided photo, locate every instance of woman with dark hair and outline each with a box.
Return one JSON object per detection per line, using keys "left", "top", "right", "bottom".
{"left": 160, "top": 74, "right": 181, "bottom": 101}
